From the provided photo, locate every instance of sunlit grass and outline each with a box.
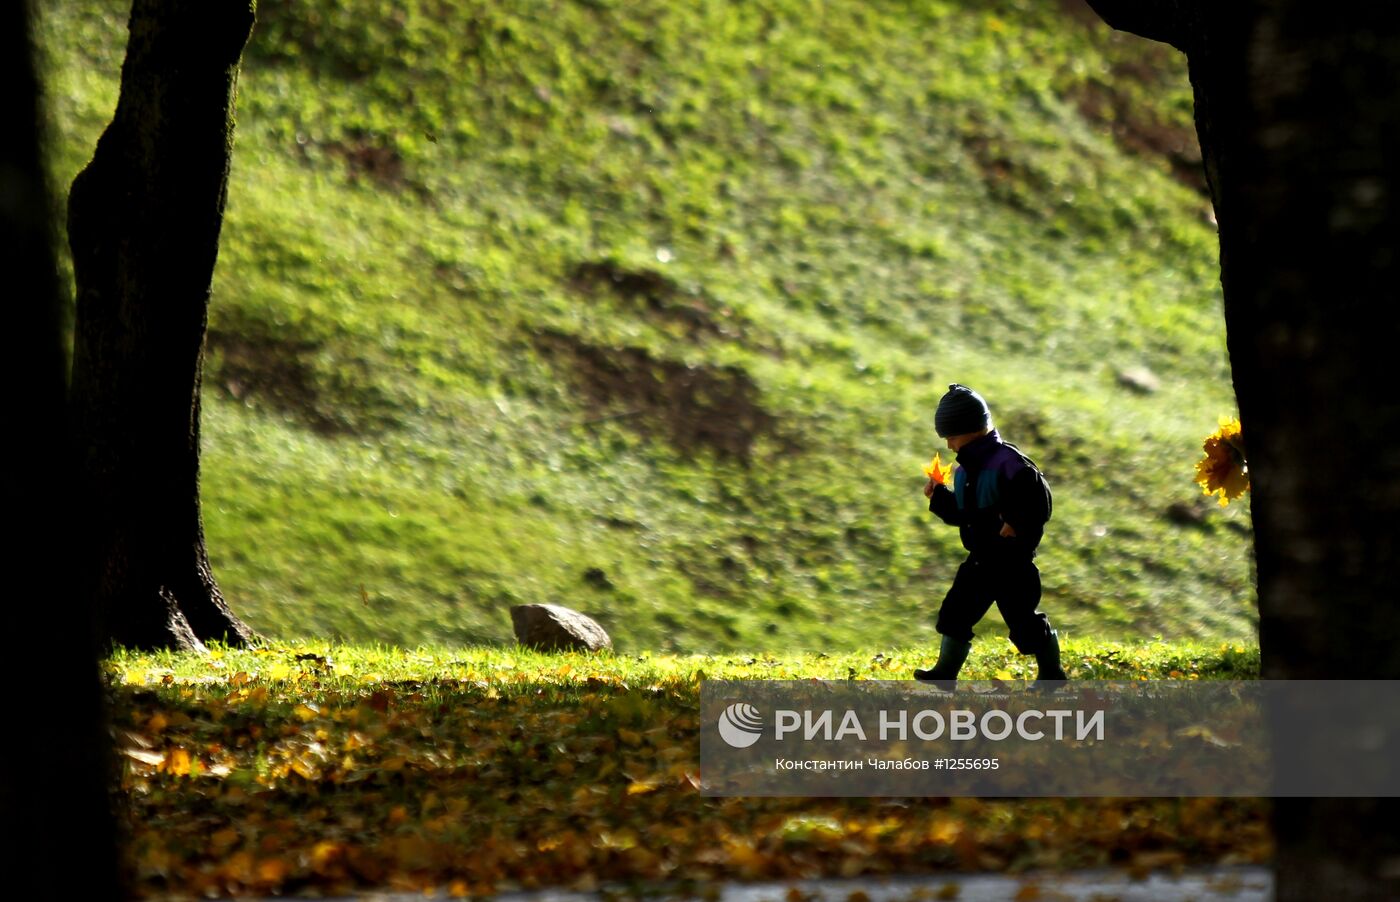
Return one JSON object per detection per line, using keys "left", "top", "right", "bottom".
{"left": 38, "top": 0, "right": 1252, "bottom": 656}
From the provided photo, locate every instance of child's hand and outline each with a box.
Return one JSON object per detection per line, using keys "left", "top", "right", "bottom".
{"left": 923, "top": 477, "right": 937, "bottom": 499}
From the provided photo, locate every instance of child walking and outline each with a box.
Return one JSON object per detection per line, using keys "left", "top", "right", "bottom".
{"left": 913, "top": 384, "right": 1067, "bottom": 688}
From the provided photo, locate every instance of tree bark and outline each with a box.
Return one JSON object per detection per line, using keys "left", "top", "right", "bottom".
{"left": 2, "top": 0, "right": 124, "bottom": 895}
{"left": 68, "top": 0, "right": 259, "bottom": 652}
{"left": 1086, "top": 1, "right": 1400, "bottom": 898}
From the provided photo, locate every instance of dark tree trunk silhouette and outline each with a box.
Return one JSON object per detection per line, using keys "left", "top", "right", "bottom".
{"left": 3, "top": 0, "right": 124, "bottom": 896}
{"left": 1085, "top": 1, "right": 1400, "bottom": 898}
{"left": 68, "top": 0, "right": 259, "bottom": 652}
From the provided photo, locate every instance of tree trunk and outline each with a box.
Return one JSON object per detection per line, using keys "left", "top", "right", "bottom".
{"left": 3, "top": 0, "right": 124, "bottom": 895}
{"left": 68, "top": 0, "right": 259, "bottom": 652}
{"left": 1086, "top": 1, "right": 1400, "bottom": 898}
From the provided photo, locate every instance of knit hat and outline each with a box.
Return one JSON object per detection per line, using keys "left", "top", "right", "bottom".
{"left": 935, "top": 384, "right": 991, "bottom": 437}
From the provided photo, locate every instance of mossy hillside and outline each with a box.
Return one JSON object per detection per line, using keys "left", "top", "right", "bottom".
{"left": 36, "top": 0, "right": 1252, "bottom": 653}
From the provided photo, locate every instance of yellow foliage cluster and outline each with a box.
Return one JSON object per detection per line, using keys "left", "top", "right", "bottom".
{"left": 1194, "top": 416, "right": 1248, "bottom": 506}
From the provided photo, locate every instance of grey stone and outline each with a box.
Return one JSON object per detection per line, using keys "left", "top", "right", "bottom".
{"left": 1115, "top": 365, "right": 1161, "bottom": 394}
{"left": 510, "top": 603, "right": 612, "bottom": 652}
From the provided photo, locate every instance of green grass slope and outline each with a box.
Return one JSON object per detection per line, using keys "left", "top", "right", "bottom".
{"left": 36, "top": 0, "right": 1254, "bottom": 653}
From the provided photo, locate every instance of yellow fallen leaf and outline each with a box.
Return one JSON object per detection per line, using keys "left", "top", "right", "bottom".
{"left": 222, "top": 850, "right": 254, "bottom": 883}
{"left": 626, "top": 776, "right": 661, "bottom": 794}
{"left": 290, "top": 757, "right": 320, "bottom": 780}
{"left": 928, "top": 817, "right": 961, "bottom": 845}
{"left": 309, "top": 841, "right": 342, "bottom": 874}
{"left": 255, "top": 858, "right": 289, "bottom": 884}
{"left": 167, "top": 747, "right": 192, "bottom": 777}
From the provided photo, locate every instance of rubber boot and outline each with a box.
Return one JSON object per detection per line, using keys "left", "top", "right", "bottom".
{"left": 1032, "top": 629, "right": 1068, "bottom": 690}
{"left": 914, "top": 635, "right": 972, "bottom": 691}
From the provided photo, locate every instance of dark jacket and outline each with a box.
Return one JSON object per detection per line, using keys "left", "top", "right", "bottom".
{"left": 928, "top": 429, "right": 1048, "bottom": 560}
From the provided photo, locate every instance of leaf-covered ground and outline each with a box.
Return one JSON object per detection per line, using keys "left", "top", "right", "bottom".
{"left": 108, "top": 642, "right": 1268, "bottom": 898}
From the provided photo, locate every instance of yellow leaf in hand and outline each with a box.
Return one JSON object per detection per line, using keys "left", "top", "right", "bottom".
{"left": 922, "top": 453, "right": 954, "bottom": 486}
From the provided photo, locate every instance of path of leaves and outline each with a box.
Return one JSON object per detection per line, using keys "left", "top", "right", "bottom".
{"left": 107, "top": 647, "right": 1270, "bottom": 898}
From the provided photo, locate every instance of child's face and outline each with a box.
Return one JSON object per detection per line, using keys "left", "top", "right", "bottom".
{"left": 945, "top": 429, "right": 988, "bottom": 452}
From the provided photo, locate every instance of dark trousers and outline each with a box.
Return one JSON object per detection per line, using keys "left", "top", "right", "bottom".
{"left": 935, "top": 554, "right": 1052, "bottom": 654}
